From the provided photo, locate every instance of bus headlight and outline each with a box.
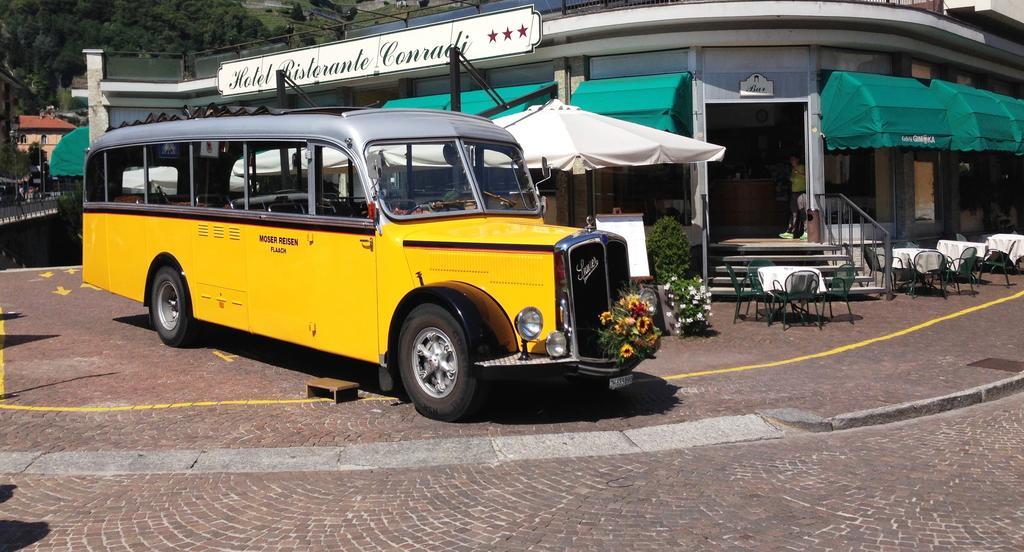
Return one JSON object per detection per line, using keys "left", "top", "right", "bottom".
{"left": 545, "top": 331, "right": 567, "bottom": 357}
{"left": 515, "top": 307, "right": 543, "bottom": 340}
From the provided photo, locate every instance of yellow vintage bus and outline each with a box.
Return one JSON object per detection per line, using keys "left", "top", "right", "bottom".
{"left": 83, "top": 107, "right": 655, "bottom": 420}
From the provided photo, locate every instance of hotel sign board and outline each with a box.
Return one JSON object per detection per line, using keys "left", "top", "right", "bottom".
{"left": 218, "top": 6, "right": 542, "bottom": 96}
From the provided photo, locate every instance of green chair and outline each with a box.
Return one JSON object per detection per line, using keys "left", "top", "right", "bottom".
{"left": 980, "top": 242, "right": 1018, "bottom": 287}
{"left": 768, "top": 270, "right": 824, "bottom": 329}
{"left": 943, "top": 246, "right": 978, "bottom": 295}
{"left": 725, "top": 265, "right": 765, "bottom": 324}
{"left": 745, "top": 259, "right": 775, "bottom": 321}
{"left": 826, "top": 263, "right": 857, "bottom": 324}
{"left": 910, "top": 250, "right": 948, "bottom": 298}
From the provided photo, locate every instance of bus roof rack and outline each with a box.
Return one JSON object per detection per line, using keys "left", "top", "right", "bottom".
{"left": 113, "top": 104, "right": 369, "bottom": 130}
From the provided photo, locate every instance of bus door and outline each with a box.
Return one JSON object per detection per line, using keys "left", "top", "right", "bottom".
{"left": 190, "top": 141, "right": 250, "bottom": 330}
{"left": 308, "top": 144, "right": 379, "bottom": 363}
{"left": 244, "top": 141, "right": 317, "bottom": 346}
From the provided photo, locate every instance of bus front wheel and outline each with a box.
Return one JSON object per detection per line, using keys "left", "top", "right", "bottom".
{"left": 398, "top": 304, "right": 488, "bottom": 421}
{"left": 149, "top": 266, "right": 201, "bottom": 347}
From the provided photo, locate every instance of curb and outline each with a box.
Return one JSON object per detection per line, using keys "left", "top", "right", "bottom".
{"left": 761, "top": 370, "right": 1024, "bottom": 432}
{"left": 0, "top": 415, "right": 785, "bottom": 476}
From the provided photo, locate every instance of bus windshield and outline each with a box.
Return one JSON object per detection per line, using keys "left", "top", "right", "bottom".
{"left": 368, "top": 140, "right": 538, "bottom": 218}
{"left": 463, "top": 141, "right": 539, "bottom": 212}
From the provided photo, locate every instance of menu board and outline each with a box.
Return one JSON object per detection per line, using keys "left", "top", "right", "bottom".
{"left": 595, "top": 213, "right": 651, "bottom": 279}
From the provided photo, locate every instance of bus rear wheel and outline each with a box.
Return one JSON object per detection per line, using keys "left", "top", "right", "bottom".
{"left": 149, "top": 266, "right": 201, "bottom": 348}
{"left": 398, "top": 304, "right": 488, "bottom": 421}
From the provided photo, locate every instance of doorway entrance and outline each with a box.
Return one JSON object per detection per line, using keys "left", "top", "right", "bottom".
{"left": 706, "top": 102, "right": 806, "bottom": 240}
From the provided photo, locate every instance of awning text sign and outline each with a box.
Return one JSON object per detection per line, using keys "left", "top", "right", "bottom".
{"left": 218, "top": 7, "right": 542, "bottom": 96}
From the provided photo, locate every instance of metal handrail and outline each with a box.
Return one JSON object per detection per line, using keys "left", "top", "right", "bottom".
{"left": 816, "top": 192, "right": 893, "bottom": 298}
{"left": 0, "top": 197, "right": 60, "bottom": 226}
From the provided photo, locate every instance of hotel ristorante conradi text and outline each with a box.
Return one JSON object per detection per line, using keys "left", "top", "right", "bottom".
{"left": 218, "top": 6, "right": 542, "bottom": 96}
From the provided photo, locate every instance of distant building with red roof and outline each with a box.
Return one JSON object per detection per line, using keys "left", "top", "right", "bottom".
{"left": 15, "top": 114, "right": 77, "bottom": 157}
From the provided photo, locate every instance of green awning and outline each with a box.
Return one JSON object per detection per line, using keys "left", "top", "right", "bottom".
{"left": 989, "top": 92, "right": 1024, "bottom": 156}
{"left": 820, "top": 71, "right": 952, "bottom": 150}
{"left": 929, "top": 79, "right": 1018, "bottom": 153}
{"left": 569, "top": 73, "right": 693, "bottom": 136}
{"left": 382, "top": 82, "right": 556, "bottom": 119}
{"left": 49, "top": 126, "right": 90, "bottom": 177}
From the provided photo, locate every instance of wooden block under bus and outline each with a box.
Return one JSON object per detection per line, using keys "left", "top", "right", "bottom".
{"left": 306, "top": 377, "right": 360, "bottom": 403}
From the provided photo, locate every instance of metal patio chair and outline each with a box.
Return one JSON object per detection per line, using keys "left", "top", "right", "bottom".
{"left": 725, "top": 265, "right": 765, "bottom": 324}
{"left": 943, "top": 246, "right": 978, "bottom": 295}
{"left": 745, "top": 259, "right": 775, "bottom": 321}
{"left": 910, "top": 250, "right": 948, "bottom": 298}
{"left": 826, "top": 263, "right": 857, "bottom": 324}
{"left": 980, "top": 241, "right": 1018, "bottom": 287}
{"left": 768, "top": 270, "right": 823, "bottom": 329}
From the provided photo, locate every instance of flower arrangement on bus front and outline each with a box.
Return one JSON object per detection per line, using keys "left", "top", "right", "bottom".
{"left": 597, "top": 286, "right": 662, "bottom": 365}
{"left": 666, "top": 276, "right": 713, "bottom": 336}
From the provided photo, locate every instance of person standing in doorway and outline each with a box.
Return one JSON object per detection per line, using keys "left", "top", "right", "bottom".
{"left": 779, "top": 155, "right": 807, "bottom": 240}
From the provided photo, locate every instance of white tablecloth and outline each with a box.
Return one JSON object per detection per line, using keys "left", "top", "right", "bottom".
{"left": 893, "top": 248, "right": 943, "bottom": 271}
{"left": 985, "top": 234, "right": 1024, "bottom": 264}
{"left": 936, "top": 240, "right": 986, "bottom": 261}
{"left": 758, "top": 266, "right": 827, "bottom": 294}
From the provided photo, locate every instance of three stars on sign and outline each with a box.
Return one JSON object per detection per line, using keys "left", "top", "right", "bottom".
{"left": 487, "top": 24, "right": 528, "bottom": 43}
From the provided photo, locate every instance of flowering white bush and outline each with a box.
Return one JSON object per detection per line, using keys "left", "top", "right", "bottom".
{"left": 666, "top": 276, "right": 713, "bottom": 336}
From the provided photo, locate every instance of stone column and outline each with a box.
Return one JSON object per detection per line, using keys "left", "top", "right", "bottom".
{"left": 83, "top": 49, "right": 109, "bottom": 143}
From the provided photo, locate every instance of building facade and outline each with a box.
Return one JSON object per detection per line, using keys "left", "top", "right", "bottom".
{"left": 15, "top": 115, "right": 77, "bottom": 157}
{"left": 85, "top": 0, "right": 1024, "bottom": 249}
{"left": 0, "top": 65, "right": 20, "bottom": 145}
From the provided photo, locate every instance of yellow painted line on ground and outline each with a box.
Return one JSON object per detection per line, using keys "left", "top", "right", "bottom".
{"left": 64, "top": 268, "right": 78, "bottom": 275}
{"left": 80, "top": 283, "right": 100, "bottom": 290}
{"left": 0, "top": 307, "right": 5, "bottom": 398}
{"left": 38, "top": 271, "right": 54, "bottom": 279}
{"left": 0, "top": 398, "right": 334, "bottom": 413}
{"left": 664, "top": 288, "right": 1024, "bottom": 382}
{"left": 212, "top": 350, "right": 237, "bottom": 362}
{"left": 52, "top": 286, "right": 72, "bottom": 296}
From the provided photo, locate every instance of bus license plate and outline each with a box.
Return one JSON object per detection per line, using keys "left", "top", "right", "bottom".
{"left": 609, "top": 374, "right": 633, "bottom": 390}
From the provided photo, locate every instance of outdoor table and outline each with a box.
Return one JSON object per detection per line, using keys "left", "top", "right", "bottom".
{"left": 892, "top": 248, "right": 943, "bottom": 271}
{"left": 936, "top": 240, "right": 986, "bottom": 262}
{"left": 758, "top": 266, "right": 827, "bottom": 294}
{"left": 985, "top": 234, "right": 1024, "bottom": 264}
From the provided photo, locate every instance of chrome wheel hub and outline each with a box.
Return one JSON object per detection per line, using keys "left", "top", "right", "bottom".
{"left": 156, "top": 280, "right": 180, "bottom": 331}
{"left": 411, "top": 328, "right": 458, "bottom": 399}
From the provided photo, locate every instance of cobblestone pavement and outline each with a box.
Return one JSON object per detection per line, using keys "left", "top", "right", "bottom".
{"left": 2, "top": 391, "right": 1024, "bottom": 550}
{"left": 1, "top": 269, "right": 1023, "bottom": 451}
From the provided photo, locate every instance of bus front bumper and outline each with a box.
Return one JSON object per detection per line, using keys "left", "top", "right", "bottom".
{"left": 471, "top": 353, "right": 641, "bottom": 381}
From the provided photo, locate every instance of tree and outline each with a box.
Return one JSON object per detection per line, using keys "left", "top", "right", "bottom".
{"left": 289, "top": 3, "right": 307, "bottom": 21}
{"left": 0, "top": 143, "right": 30, "bottom": 178}
{"left": 0, "top": 0, "right": 273, "bottom": 110}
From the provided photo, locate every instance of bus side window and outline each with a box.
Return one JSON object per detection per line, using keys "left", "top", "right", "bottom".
{"left": 246, "top": 141, "right": 308, "bottom": 214}
{"left": 192, "top": 141, "right": 244, "bottom": 209}
{"left": 85, "top": 153, "right": 106, "bottom": 202}
{"left": 106, "top": 146, "right": 145, "bottom": 204}
{"left": 314, "top": 146, "right": 366, "bottom": 218}
{"left": 145, "top": 143, "right": 189, "bottom": 205}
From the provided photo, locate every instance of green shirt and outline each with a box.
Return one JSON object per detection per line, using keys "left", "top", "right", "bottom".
{"left": 790, "top": 163, "right": 806, "bottom": 192}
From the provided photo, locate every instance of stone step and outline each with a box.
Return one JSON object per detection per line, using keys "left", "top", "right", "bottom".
{"left": 708, "top": 242, "right": 844, "bottom": 254}
{"left": 708, "top": 275, "right": 876, "bottom": 286}
{"left": 714, "top": 264, "right": 857, "bottom": 274}
{"left": 714, "top": 254, "right": 853, "bottom": 263}
{"left": 710, "top": 286, "right": 887, "bottom": 297}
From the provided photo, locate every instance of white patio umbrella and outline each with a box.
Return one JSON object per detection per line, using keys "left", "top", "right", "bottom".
{"left": 492, "top": 99, "right": 725, "bottom": 170}
{"left": 122, "top": 166, "right": 180, "bottom": 194}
